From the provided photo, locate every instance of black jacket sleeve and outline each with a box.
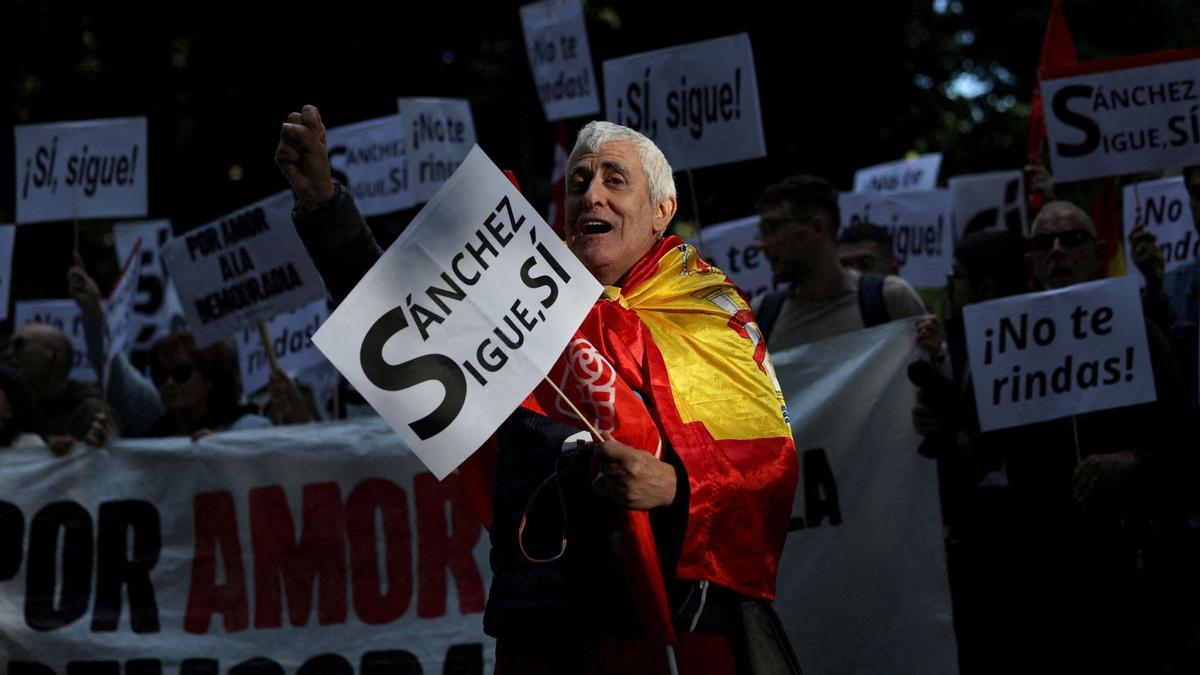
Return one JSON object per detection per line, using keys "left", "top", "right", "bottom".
{"left": 290, "top": 183, "right": 383, "bottom": 305}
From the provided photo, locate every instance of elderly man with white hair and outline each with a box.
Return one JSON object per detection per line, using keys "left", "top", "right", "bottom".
{"left": 277, "top": 106, "right": 798, "bottom": 674}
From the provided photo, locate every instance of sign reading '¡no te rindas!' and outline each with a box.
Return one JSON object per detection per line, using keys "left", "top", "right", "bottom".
{"left": 313, "top": 145, "right": 602, "bottom": 480}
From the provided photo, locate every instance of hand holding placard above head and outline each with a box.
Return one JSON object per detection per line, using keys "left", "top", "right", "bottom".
{"left": 276, "top": 105, "right": 336, "bottom": 211}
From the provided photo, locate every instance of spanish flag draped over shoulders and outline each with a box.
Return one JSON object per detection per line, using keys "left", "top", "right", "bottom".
{"left": 531, "top": 235, "right": 798, "bottom": 601}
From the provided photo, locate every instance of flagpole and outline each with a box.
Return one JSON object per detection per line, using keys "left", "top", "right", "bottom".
{"left": 686, "top": 170, "right": 705, "bottom": 251}
{"left": 542, "top": 375, "right": 602, "bottom": 441}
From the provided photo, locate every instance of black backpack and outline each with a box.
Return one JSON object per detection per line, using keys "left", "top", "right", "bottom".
{"left": 755, "top": 272, "right": 890, "bottom": 341}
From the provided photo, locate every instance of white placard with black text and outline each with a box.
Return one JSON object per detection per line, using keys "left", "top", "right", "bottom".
{"left": 1041, "top": 55, "right": 1200, "bottom": 183}
{"left": 13, "top": 300, "right": 96, "bottom": 383}
{"left": 161, "top": 192, "right": 327, "bottom": 347}
{"left": 963, "top": 277, "right": 1155, "bottom": 432}
{"left": 14, "top": 116, "right": 148, "bottom": 224}
{"left": 312, "top": 146, "right": 602, "bottom": 479}
{"left": 237, "top": 298, "right": 330, "bottom": 396}
{"left": 603, "top": 33, "right": 765, "bottom": 172}
{"left": 949, "top": 169, "right": 1029, "bottom": 238}
{"left": 687, "top": 216, "right": 779, "bottom": 299}
{"left": 852, "top": 153, "right": 942, "bottom": 195}
{"left": 114, "top": 219, "right": 185, "bottom": 350}
{"left": 396, "top": 98, "right": 477, "bottom": 205}
{"left": 326, "top": 115, "right": 415, "bottom": 216}
{"left": 1123, "top": 176, "right": 1197, "bottom": 282}
{"left": 520, "top": 0, "right": 601, "bottom": 121}
{"left": 838, "top": 189, "right": 954, "bottom": 288}
{"left": 105, "top": 240, "right": 143, "bottom": 365}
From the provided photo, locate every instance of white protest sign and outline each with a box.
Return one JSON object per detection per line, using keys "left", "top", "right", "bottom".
{"left": 687, "top": 216, "right": 778, "bottom": 299}
{"left": 0, "top": 224, "right": 14, "bottom": 321}
{"left": 1041, "top": 53, "right": 1200, "bottom": 183}
{"left": 313, "top": 145, "right": 602, "bottom": 479}
{"left": 603, "top": 33, "right": 765, "bottom": 172}
{"left": 114, "top": 219, "right": 186, "bottom": 350}
{"left": 964, "top": 276, "right": 1155, "bottom": 432}
{"left": 14, "top": 116, "right": 148, "bottom": 224}
{"left": 161, "top": 191, "right": 327, "bottom": 347}
{"left": 326, "top": 115, "right": 415, "bottom": 216}
{"left": 105, "top": 239, "right": 144, "bottom": 365}
{"left": 13, "top": 300, "right": 96, "bottom": 382}
{"left": 520, "top": 0, "right": 601, "bottom": 121}
{"left": 396, "top": 98, "right": 477, "bottom": 205}
{"left": 0, "top": 417, "right": 494, "bottom": 672}
{"left": 1123, "top": 176, "right": 1197, "bottom": 281}
{"left": 838, "top": 189, "right": 954, "bottom": 288}
{"left": 949, "top": 169, "right": 1029, "bottom": 238}
{"left": 237, "top": 298, "right": 330, "bottom": 395}
{"left": 852, "top": 153, "right": 942, "bottom": 195}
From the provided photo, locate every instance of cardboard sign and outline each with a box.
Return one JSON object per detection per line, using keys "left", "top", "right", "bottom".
{"left": 0, "top": 417, "right": 494, "bottom": 671}
{"left": 963, "top": 277, "right": 1155, "bottom": 432}
{"left": 113, "top": 219, "right": 186, "bottom": 351}
{"left": 1041, "top": 53, "right": 1200, "bottom": 182}
{"left": 1123, "top": 176, "right": 1198, "bottom": 282}
{"left": 519, "top": 0, "right": 601, "bottom": 121}
{"left": 0, "top": 224, "right": 14, "bottom": 321}
{"left": 688, "top": 216, "right": 779, "bottom": 299}
{"left": 326, "top": 115, "right": 415, "bottom": 216}
{"left": 13, "top": 300, "right": 96, "bottom": 382}
{"left": 237, "top": 298, "right": 330, "bottom": 395}
{"left": 396, "top": 98, "right": 477, "bottom": 205}
{"left": 14, "top": 116, "right": 148, "bottom": 224}
{"left": 105, "top": 239, "right": 143, "bottom": 365}
{"left": 161, "top": 192, "right": 327, "bottom": 346}
{"left": 949, "top": 170, "right": 1029, "bottom": 238}
{"left": 852, "top": 153, "right": 942, "bottom": 195}
{"left": 838, "top": 189, "right": 954, "bottom": 288}
{"left": 312, "top": 146, "right": 602, "bottom": 479}
{"left": 602, "top": 33, "right": 765, "bottom": 171}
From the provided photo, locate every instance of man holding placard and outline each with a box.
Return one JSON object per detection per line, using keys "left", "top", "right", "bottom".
{"left": 934, "top": 200, "right": 1196, "bottom": 672}
{"left": 277, "top": 106, "right": 797, "bottom": 673}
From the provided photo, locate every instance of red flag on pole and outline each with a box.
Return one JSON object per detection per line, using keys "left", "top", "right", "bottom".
{"left": 1028, "top": 0, "right": 1078, "bottom": 167}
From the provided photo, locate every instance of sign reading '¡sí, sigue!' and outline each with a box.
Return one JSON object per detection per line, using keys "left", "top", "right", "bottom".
{"left": 603, "top": 33, "right": 766, "bottom": 171}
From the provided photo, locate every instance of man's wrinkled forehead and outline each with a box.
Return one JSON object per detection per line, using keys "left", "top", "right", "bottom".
{"left": 1033, "top": 206, "right": 1096, "bottom": 237}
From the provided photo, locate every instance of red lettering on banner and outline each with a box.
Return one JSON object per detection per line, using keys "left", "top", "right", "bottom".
{"left": 414, "top": 472, "right": 485, "bottom": 618}
{"left": 249, "top": 482, "right": 348, "bottom": 628}
{"left": 184, "top": 491, "right": 248, "bottom": 633}
{"left": 346, "top": 478, "right": 413, "bottom": 624}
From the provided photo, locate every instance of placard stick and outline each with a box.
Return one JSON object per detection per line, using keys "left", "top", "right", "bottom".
{"left": 73, "top": 219, "right": 80, "bottom": 256}
{"left": 1071, "top": 415, "right": 1082, "bottom": 465}
{"left": 686, "top": 170, "right": 706, "bottom": 250}
{"left": 542, "top": 375, "right": 602, "bottom": 441}
{"left": 256, "top": 320, "right": 283, "bottom": 373}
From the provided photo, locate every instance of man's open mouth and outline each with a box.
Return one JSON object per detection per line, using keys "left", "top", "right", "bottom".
{"left": 580, "top": 220, "right": 613, "bottom": 235}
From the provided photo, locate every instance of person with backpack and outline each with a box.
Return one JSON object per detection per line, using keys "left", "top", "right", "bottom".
{"left": 752, "top": 175, "right": 927, "bottom": 349}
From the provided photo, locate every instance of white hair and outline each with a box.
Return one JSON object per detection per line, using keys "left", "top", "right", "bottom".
{"left": 568, "top": 121, "right": 676, "bottom": 206}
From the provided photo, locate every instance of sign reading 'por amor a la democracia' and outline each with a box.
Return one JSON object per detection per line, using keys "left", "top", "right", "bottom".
{"left": 519, "top": 0, "right": 601, "bottom": 121}
{"left": 963, "top": 276, "right": 1156, "bottom": 432}
{"left": 160, "top": 192, "right": 327, "bottom": 346}
{"left": 1041, "top": 51, "right": 1200, "bottom": 183}
{"left": 14, "top": 116, "right": 148, "bottom": 224}
{"left": 602, "top": 33, "right": 765, "bottom": 172}
{"left": 313, "top": 146, "right": 602, "bottom": 480}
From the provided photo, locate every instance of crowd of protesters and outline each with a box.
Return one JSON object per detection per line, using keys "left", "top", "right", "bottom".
{"left": 1, "top": 126, "right": 1198, "bottom": 672}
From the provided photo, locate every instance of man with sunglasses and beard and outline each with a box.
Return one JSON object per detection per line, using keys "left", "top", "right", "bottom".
{"left": 916, "top": 200, "right": 1196, "bottom": 673}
